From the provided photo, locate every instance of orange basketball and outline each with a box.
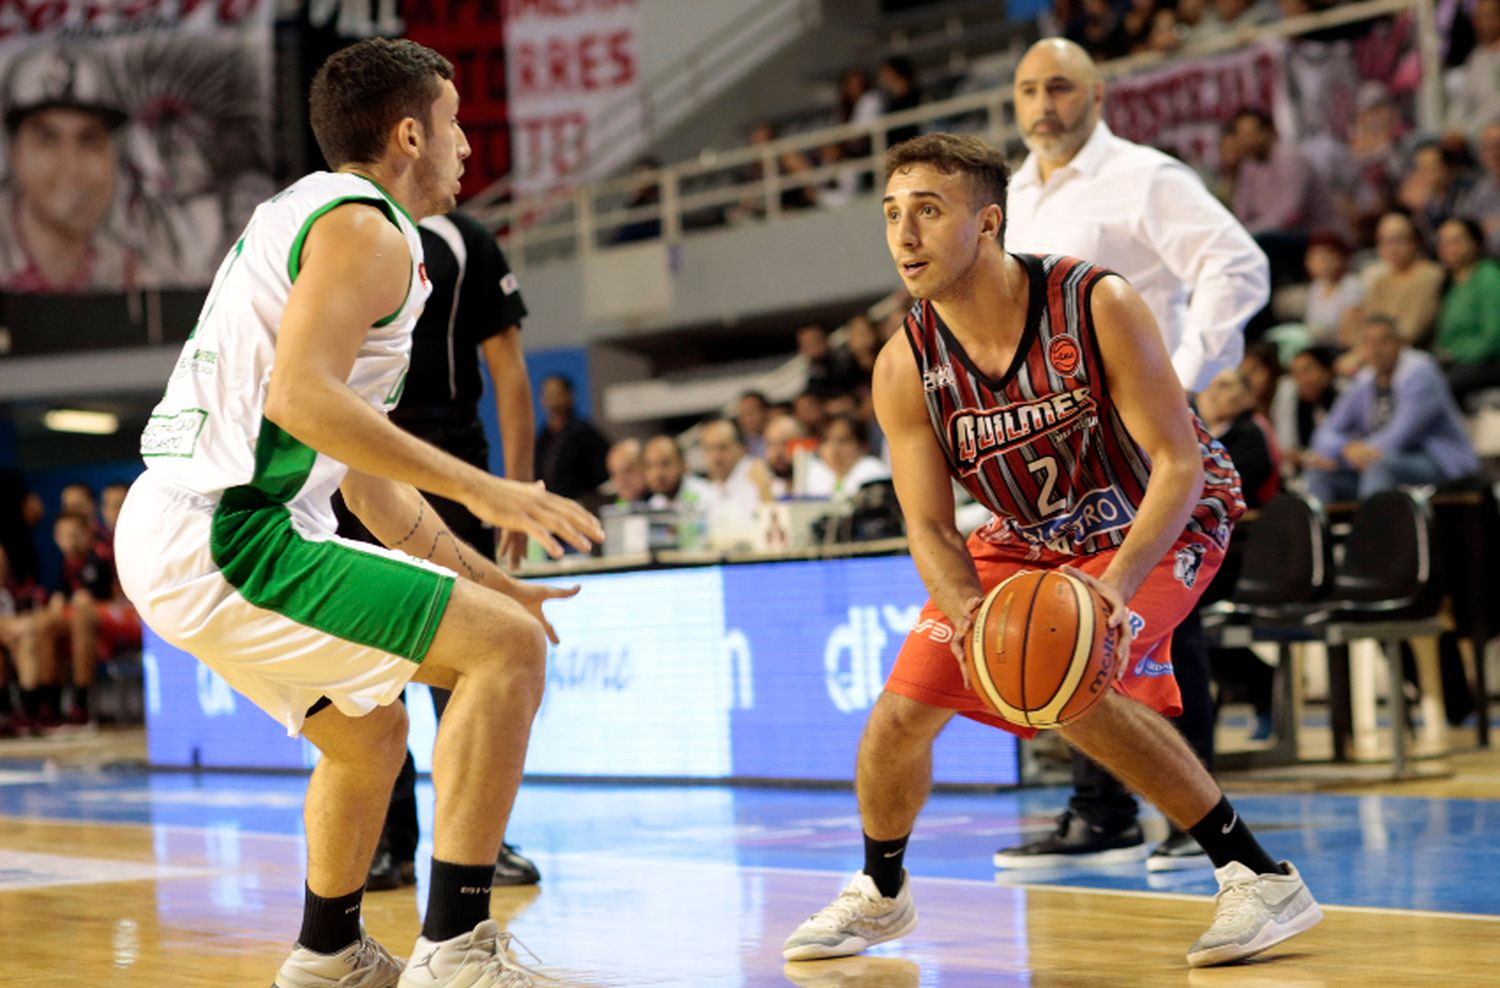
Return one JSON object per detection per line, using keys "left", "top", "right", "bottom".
{"left": 967, "top": 570, "right": 1122, "bottom": 729}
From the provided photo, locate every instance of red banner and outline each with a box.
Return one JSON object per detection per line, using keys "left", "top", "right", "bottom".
{"left": 404, "top": 0, "right": 510, "bottom": 200}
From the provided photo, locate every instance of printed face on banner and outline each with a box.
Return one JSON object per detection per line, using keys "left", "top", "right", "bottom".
{"left": 0, "top": 0, "right": 275, "bottom": 294}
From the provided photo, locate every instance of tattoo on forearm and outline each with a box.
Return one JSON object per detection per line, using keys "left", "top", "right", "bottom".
{"left": 390, "top": 502, "right": 425, "bottom": 549}
{"left": 418, "top": 527, "right": 483, "bottom": 582}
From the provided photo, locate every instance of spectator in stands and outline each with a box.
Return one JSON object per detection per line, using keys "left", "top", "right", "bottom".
{"left": 736, "top": 391, "right": 772, "bottom": 459}
{"left": 733, "top": 121, "right": 820, "bottom": 219}
{"left": 1457, "top": 122, "right": 1500, "bottom": 256}
{"left": 799, "top": 324, "right": 861, "bottom": 398}
{"left": 1445, "top": 0, "right": 1500, "bottom": 140}
{"left": 535, "top": 374, "right": 609, "bottom": 504}
{"left": 1303, "top": 315, "right": 1480, "bottom": 502}
{"left": 1347, "top": 84, "right": 1412, "bottom": 243}
{"left": 1239, "top": 342, "right": 1282, "bottom": 420}
{"left": 1144, "top": 7, "right": 1185, "bottom": 53}
{"left": 1434, "top": 216, "right": 1500, "bottom": 407}
{"left": 1120, "top": 0, "right": 1163, "bottom": 53}
{"left": 803, "top": 413, "right": 891, "bottom": 502}
{"left": 1399, "top": 141, "right": 1473, "bottom": 246}
{"left": 1361, "top": 211, "right": 1446, "bottom": 348}
{"left": 21, "top": 511, "right": 141, "bottom": 728}
{"left": 0, "top": 47, "right": 139, "bottom": 293}
{"left": 1230, "top": 108, "right": 1339, "bottom": 284}
{"left": 1196, "top": 370, "right": 1279, "bottom": 508}
{"left": 878, "top": 57, "right": 923, "bottom": 147}
{"left": 0, "top": 544, "right": 47, "bottom": 736}
{"left": 1302, "top": 232, "right": 1364, "bottom": 347}
{"left": 838, "top": 67, "right": 885, "bottom": 162}
{"left": 1275, "top": 346, "right": 1342, "bottom": 474}
{"left": 643, "top": 434, "right": 711, "bottom": 511}
{"left": 604, "top": 438, "right": 647, "bottom": 508}
{"left": 792, "top": 389, "right": 826, "bottom": 437}
{"left": 843, "top": 315, "right": 881, "bottom": 382}
{"left": 698, "top": 418, "right": 764, "bottom": 544}
{"left": 612, "top": 157, "right": 663, "bottom": 244}
{"left": 100, "top": 482, "right": 128, "bottom": 536}
{"left": 758, "top": 413, "right": 813, "bottom": 500}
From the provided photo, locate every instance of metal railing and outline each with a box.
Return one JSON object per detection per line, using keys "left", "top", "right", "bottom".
{"left": 473, "top": 0, "right": 1435, "bottom": 266}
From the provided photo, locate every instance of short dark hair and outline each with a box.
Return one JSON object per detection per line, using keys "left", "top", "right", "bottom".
{"left": 822, "top": 412, "right": 869, "bottom": 448}
{"left": 54, "top": 509, "right": 91, "bottom": 530}
{"left": 739, "top": 390, "right": 769, "bottom": 408}
{"left": 309, "top": 38, "right": 453, "bottom": 169}
{"left": 885, "top": 133, "right": 1010, "bottom": 244}
{"left": 701, "top": 416, "right": 745, "bottom": 446}
{"left": 541, "top": 373, "right": 575, "bottom": 395}
{"left": 1442, "top": 216, "right": 1488, "bottom": 254}
{"left": 1362, "top": 312, "right": 1401, "bottom": 338}
{"left": 1232, "top": 107, "right": 1275, "bottom": 131}
{"left": 1243, "top": 341, "right": 1282, "bottom": 378}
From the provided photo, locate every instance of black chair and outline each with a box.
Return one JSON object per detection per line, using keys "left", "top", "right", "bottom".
{"left": 1206, "top": 491, "right": 1332, "bottom": 768}
{"left": 1319, "top": 489, "right": 1447, "bottom": 776}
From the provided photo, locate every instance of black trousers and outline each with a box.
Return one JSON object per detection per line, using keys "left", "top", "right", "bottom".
{"left": 1066, "top": 605, "right": 1215, "bottom": 831}
{"left": 332, "top": 417, "right": 494, "bottom": 863}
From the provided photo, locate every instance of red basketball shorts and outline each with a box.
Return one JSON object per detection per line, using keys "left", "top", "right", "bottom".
{"left": 885, "top": 529, "right": 1224, "bottom": 738}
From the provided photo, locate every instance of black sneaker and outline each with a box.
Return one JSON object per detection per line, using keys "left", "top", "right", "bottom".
{"left": 366, "top": 849, "right": 416, "bottom": 891}
{"left": 1146, "top": 826, "right": 1211, "bottom": 872}
{"left": 494, "top": 841, "right": 540, "bottom": 886}
{"left": 992, "top": 811, "right": 1148, "bottom": 869}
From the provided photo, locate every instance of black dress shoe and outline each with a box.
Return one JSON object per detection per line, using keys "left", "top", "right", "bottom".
{"left": 367, "top": 849, "right": 416, "bottom": 891}
{"left": 992, "top": 810, "right": 1148, "bottom": 869}
{"left": 494, "top": 841, "right": 540, "bottom": 886}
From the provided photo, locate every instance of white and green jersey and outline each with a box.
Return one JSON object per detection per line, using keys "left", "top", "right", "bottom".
{"left": 141, "top": 171, "right": 431, "bottom": 532}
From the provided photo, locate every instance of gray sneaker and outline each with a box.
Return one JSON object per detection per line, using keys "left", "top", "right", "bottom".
{"left": 398, "top": 919, "right": 552, "bottom": 987}
{"left": 782, "top": 871, "right": 918, "bottom": 961}
{"left": 1187, "top": 860, "right": 1323, "bottom": 967}
{"left": 273, "top": 935, "right": 403, "bottom": 987}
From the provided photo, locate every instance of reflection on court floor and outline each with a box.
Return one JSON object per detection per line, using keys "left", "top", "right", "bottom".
{"left": 1, "top": 765, "right": 1497, "bottom": 985}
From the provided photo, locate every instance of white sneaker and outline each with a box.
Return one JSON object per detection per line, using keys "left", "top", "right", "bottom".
{"left": 1187, "top": 860, "right": 1323, "bottom": 967}
{"left": 782, "top": 871, "right": 918, "bottom": 961}
{"left": 273, "top": 935, "right": 403, "bottom": 987}
{"left": 397, "top": 919, "right": 552, "bottom": 987}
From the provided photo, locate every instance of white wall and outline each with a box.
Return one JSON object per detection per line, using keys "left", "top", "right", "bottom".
{"left": 514, "top": 195, "right": 896, "bottom": 349}
{"left": 638, "top": 0, "right": 763, "bottom": 83}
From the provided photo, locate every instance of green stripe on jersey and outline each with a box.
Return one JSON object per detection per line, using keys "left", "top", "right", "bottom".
{"left": 210, "top": 486, "right": 453, "bottom": 662}
{"left": 286, "top": 194, "right": 412, "bottom": 326}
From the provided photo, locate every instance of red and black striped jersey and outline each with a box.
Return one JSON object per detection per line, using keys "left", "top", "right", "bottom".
{"left": 902, "top": 253, "right": 1244, "bottom": 558}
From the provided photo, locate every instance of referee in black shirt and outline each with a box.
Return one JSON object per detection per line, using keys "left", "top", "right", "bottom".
{"left": 335, "top": 209, "right": 541, "bottom": 890}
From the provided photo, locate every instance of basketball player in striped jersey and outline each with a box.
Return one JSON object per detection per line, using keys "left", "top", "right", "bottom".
{"left": 113, "top": 40, "right": 602, "bottom": 987}
{"left": 784, "top": 134, "right": 1321, "bottom": 968}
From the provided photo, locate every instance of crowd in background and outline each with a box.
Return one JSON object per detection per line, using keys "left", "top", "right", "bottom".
{"left": 0, "top": 477, "right": 138, "bottom": 736}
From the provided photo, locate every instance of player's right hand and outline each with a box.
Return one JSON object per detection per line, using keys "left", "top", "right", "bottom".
{"left": 467, "top": 478, "right": 604, "bottom": 559}
{"left": 948, "top": 595, "right": 984, "bottom": 692}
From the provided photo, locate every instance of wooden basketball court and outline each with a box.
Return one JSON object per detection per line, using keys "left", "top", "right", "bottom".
{"left": 4, "top": 730, "right": 1500, "bottom": 985}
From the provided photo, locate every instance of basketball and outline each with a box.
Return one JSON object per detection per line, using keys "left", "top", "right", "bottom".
{"left": 967, "top": 570, "right": 1122, "bottom": 729}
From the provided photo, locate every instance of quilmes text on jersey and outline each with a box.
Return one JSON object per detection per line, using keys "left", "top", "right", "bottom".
{"left": 947, "top": 387, "right": 1095, "bottom": 473}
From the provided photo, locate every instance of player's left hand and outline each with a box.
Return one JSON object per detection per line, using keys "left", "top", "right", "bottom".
{"left": 507, "top": 580, "right": 580, "bottom": 644}
{"left": 1060, "top": 565, "right": 1134, "bottom": 673}
{"left": 948, "top": 595, "right": 984, "bottom": 692}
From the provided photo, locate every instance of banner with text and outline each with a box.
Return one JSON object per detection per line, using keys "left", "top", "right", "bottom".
{"left": 404, "top": 0, "right": 510, "bottom": 200}
{"left": 503, "top": 0, "right": 643, "bottom": 196}
{"left": 0, "top": 0, "right": 275, "bottom": 293}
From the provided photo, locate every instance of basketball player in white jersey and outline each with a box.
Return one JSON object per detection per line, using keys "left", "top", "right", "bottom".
{"left": 113, "top": 39, "right": 603, "bottom": 988}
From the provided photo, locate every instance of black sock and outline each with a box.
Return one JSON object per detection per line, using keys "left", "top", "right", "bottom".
{"left": 862, "top": 832, "right": 909, "bottom": 898}
{"left": 19, "top": 688, "right": 41, "bottom": 718}
{"left": 1187, "top": 797, "right": 1283, "bottom": 875}
{"left": 70, "top": 686, "right": 90, "bottom": 716}
{"left": 422, "top": 859, "right": 493, "bottom": 942}
{"left": 298, "top": 883, "right": 364, "bottom": 955}
{"left": 41, "top": 685, "right": 62, "bottom": 716}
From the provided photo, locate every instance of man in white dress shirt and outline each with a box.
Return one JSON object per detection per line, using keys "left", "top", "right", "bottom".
{"left": 995, "top": 38, "right": 1270, "bottom": 874}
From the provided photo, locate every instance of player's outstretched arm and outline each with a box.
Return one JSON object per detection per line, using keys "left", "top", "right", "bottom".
{"left": 1088, "top": 276, "right": 1205, "bottom": 609}
{"left": 264, "top": 203, "right": 603, "bottom": 558}
{"left": 340, "top": 469, "right": 577, "bottom": 642}
{"left": 873, "top": 335, "right": 984, "bottom": 664}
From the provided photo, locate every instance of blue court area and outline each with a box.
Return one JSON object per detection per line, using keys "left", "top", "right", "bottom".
{"left": 2, "top": 765, "right": 1498, "bottom": 918}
